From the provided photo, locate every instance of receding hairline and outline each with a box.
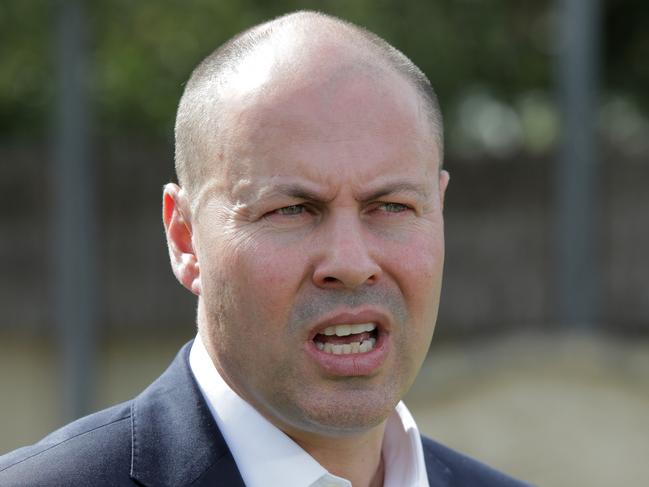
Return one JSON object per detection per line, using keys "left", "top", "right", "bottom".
{"left": 174, "top": 10, "right": 444, "bottom": 201}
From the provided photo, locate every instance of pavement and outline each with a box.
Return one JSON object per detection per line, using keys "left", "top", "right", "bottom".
{"left": 406, "top": 332, "right": 649, "bottom": 486}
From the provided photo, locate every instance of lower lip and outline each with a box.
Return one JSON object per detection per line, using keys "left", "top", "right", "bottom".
{"left": 304, "top": 332, "right": 390, "bottom": 376}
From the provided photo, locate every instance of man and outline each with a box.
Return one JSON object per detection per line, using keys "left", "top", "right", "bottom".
{"left": 0, "top": 11, "right": 531, "bottom": 487}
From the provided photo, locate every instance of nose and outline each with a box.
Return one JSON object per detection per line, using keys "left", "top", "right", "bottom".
{"left": 312, "top": 211, "right": 382, "bottom": 289}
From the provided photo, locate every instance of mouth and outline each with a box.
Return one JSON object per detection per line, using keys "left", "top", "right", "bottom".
{"left": 313, "top": 323, "right": 379, "bottom": 355}
{"left": 305, "top": 311, "right": 391, "bottom": 376}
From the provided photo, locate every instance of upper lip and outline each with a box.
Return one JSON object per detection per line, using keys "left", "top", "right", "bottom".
{"left": 307, "top": 308, "right": 391, "bottom": 340}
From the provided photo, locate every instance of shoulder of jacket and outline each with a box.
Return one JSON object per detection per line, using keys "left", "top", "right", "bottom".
{"left": 420, "top": 435, "right": 535, "bottom": 487}
{"left": 0, "top": 401, "right": 133, "bottom": 484}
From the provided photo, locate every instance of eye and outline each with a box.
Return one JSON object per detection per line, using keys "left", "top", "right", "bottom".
{"left": 264, "top": 204, "right": 313, "bottom": 223}
{"left": 377, "top": 202, "right": 410, "bottom": 213}
{"left": 264, "top": 203, "right": 316, "bottom": 228}
{"left": 275, "top": 204, "right": 306, "bottom": 216}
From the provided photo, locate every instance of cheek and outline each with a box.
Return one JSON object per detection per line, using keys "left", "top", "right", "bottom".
{"left": 386, "top": 228, "right": 444, "bottom": 294}
{"left": 384, "top": 228, "right": 444, "bottom": 352}
{"left": 217, "top": 234, "right": 310, "bottom": 327}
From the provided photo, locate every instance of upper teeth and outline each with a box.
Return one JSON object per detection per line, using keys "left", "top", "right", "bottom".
{"left": 321, "top": 323, "right": 376, "bottom": 336}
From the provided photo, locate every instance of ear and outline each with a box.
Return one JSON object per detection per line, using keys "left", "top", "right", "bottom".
{"left": 162, "top": 183, "right": 201, "bottom": 296}
{"left": 438, "top": 170, "right": 450, "bottom": 211}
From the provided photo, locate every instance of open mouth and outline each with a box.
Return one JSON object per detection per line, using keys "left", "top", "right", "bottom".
{"left": 313, "top": 323, "right": 379, "bottom": 355}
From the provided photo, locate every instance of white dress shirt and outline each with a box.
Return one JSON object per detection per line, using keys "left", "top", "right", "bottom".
{"left": 189, "top": 334, "right": 430, "bottom": 487}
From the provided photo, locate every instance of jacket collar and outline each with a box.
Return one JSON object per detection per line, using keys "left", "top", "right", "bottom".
{"left": 129, "top": 341, "right": 245, "bottom": 487}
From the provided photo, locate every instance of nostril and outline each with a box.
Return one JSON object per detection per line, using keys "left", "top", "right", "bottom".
{"left": 323, "top": 276, "right": 338, "bottom": 284}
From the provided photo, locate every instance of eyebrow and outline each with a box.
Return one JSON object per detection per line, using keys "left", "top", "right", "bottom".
{"left": 256, "top": 181, "right": 431, "bottom": 204}
{"left": 357, "top": 181, "right": 431, "bottom": 203}
{"left": 253, "top": 183, "right": 335, "bottom": 204}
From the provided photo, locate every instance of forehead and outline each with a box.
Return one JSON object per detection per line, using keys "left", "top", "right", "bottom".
{"left": 200, "top": 51, "right": 439, "bottom": 206}
{"left": 227, "top": 70, "right": 438, "bottom": 173}
{"left": 255, "top": 68, "right": 425, "bottom": 143}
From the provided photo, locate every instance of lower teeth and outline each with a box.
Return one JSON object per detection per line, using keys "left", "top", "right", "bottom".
{"left": 316, "top": 338, "right": 376, "bottom": 355}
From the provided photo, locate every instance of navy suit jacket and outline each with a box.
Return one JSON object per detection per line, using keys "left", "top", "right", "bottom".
{"left": 0, "top": 342, "right": 531, "bottom": 486}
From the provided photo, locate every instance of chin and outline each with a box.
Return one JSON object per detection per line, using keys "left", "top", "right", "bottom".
{"left": 280, "top": 388, "right": 400, "bottom": 437}
{"left": 309, "top": 412, "right": 390, "bottom": 437}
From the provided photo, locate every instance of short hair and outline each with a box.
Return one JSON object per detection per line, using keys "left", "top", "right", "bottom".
{"left": 175, "top": 10, "right": 443, "bottom": 200}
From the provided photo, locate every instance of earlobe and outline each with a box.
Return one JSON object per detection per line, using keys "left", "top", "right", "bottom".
{"left": 163, "top": 184, "right": 201, "bottom": 296}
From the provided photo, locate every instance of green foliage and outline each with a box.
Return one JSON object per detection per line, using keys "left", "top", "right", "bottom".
{"left": 605, "top": 0, "right": 649, "bottom": 109}
{"left": 92, "top": 0, "right": 262, "bottom": 137}
{"left": 0, "top": 0, "right": 54, "bottom": 137}
{"left": 0, "top": 0, "right": 646, "bottom": 139}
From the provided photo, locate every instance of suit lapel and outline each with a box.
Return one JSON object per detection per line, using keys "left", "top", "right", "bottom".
{"left": 129, "top": 341, "right": 245, "bottom": 487}
{"left": 421, "top": 436, "right": 453, "bottom": 487}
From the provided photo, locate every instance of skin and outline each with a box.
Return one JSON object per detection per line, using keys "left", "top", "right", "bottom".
{"left": 163, "top": 35, "right": 449, "bottom": 487}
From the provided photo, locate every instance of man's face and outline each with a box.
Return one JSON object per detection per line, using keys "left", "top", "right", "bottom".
{"left": 190, "top": 66, "right": 448, "bottom": 438}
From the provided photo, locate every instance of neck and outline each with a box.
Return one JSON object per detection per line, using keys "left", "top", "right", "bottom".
{"left": 290, "top": 424, "right": 387, "bottom": 487}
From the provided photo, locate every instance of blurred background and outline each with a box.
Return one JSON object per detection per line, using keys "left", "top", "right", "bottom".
{"left": 1, "top": 1, "right": 647, "bottom": 485}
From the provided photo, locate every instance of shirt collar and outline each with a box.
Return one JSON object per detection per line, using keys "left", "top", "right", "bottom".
{"left": 189, "top": 334, "right": 429, "bottom": 487}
